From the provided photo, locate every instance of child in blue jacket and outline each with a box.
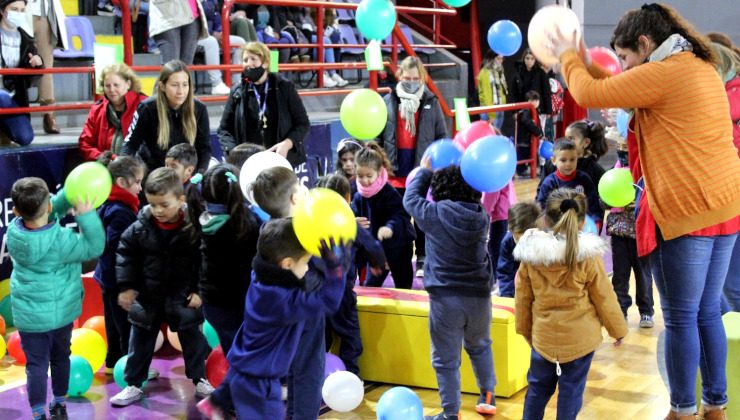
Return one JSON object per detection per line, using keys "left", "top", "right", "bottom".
{"left": 496, "top": 202, "right": 541, "bottom": 298}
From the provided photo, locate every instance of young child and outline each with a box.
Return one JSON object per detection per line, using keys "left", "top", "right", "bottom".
{"left": 403, "top": 160, "right": 496, "bottom": 420}
{"left": 111, "top": 167, "right": 213, "bottom": 407}
{"left": 201, "top": 219, "right": 349, "bottom": 419}
{"left": 7, "top": 178, "right": 105, "bottom": 420}
{"left": 225, "top": 143, "right": 265, "bottom": 169}
{"left": 317, "top": 174, "right": 387, "bottom": 375}
{"left": 335, "top": 138, "right": 362, "bottom": 197}
{"left": 165, "top": 143, "right": 198, "bottom": 184}
{"left": 481, "top": 184, "right": 511, "bottom": 275}
{"left": 516, "top": 90, "right": 544, "bottom": 176}
{"left": 496, "top": 201, "right": 541, "bottom": 298}
{"left": 352, "top": 142, "right": 415, "bottom": 289}
{"left": 536, "top": 139, "right": 602, "bottom": 230}
{"left": 513, "top": 188, "right": 627, "bottom": 420}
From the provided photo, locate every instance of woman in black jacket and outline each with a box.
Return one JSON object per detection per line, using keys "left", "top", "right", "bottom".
{"left": 511, "top": 48, "right": 552, "bottom": 124}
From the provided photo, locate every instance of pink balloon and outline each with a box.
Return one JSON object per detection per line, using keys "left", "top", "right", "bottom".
{"left": 589, "top": 47, "right": 621, "bottom": 75}
{"left": 453, "top": 121, "right": 496, "bottom": 150}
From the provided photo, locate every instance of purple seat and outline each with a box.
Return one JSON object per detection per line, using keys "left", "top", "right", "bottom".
{"left": 337, "top": 24, "right": 364, "bottom": 56}
{"left": 400, "top": 25, "right": 435, "bottom": 57}
{"left": 53, "top": 16, "right": 95, "bottom": 59}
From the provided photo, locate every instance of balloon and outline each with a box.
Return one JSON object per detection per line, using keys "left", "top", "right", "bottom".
{"left": 440, "top": 0, "right": 470, "bottom": 7}
{"left": 0, "top": 314, "right": 5, "bottom": 336}
{"left": 203, "top": 320, "right": 220, "bottom": 349}
{"left": 82, "top": 316, "right": 107, "bottom": 344}
{"left": 584, "top": 215, "right": 598, "bottom": 235}
{"left": 240, "top": 151, "right": 294, "bottom": 204}
{"left": 460, "top": 135, "right": 517, "bottom": 193}
{"left": 70, "top": 328, "right": 107, "bottom": 372}
{"left": 113, "top": 355, "right": 148, "bottom": 389}
{"left": 340, "top": 89, "right": 387, "bottom": 140}
{"left": 453, "top": 120, "right": 496, "bottom": 151}
{"left": 167, "top": 327, "right": 182, "bottom": 352}
{"left": 154, "top": 330, "right": 165, "bottom": 353}
{"left": 0, "top": 334, "right": 5, "bottom": 357}
{"left": 539, "top": 141, "right": 554, "bottom": 160}
{"left": 68, "top": 355, "right": 94, "bottom": 396}
{"left": 616, "top": 109, "right": 629, "bottom": 139}
{"left": 0, "top": 278, "right": 9, "bottom": 302}
{"left": 0, "top": 295, "right": 13, "bottom": 327}
{"left": 324, "top": 353, "right": 346, "bottom": 379}
{"left": 422, "top": 140, "right": 462, "bottom": 170}
{"left": 322, "top": 371, "right": 364, "bottom": 412}
{"left": 598, "top": 168, "right": 635, "bottom": 208}
{"left": 7, "top": 331, "right": 25, "bottom": 365}
{"left": 293, "top": 188, "right": 357, "bottom": 256}
{"left": 376, "top": 386, "right": 423, "bottom": 420}
{"left": 527, "top": 6, "right": 581, "bottom": 66}
{"left": 589, "top": 46, "right": 621, "bottom": 75}
{"left": 206, "top": 345, "right": 230, "bottom": 388}
{"left": 355, "top": 0, "right": 396, "bottom": 41}
{"left": 64, "top": 162, "right": 112, "bottom": 208}
{"left": 487, "top": 20, "right": 522, "bottom": 57}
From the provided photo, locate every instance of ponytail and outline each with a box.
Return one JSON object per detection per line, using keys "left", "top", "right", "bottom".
{"left": 355, "top": 141, "right": 394, "bottom": 175}
{"left": 544, "top": 189, "right": 587, "bottom": 270}
{"left": 567, "top": 120, "right": 608, "bottom": 159}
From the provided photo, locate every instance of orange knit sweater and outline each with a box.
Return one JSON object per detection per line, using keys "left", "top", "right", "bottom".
{"left": 561, "top": 50, "right": 740, "bottom": 240}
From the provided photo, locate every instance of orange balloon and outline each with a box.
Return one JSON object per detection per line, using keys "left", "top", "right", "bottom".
{"left": 82, "top": 316, "right": 107, "bottom": 344}
{"left": 0, "top": 314, "right": 5, "bottom": 336}
{"left": 7, "top": 331, "right": 26, "bottom": 365}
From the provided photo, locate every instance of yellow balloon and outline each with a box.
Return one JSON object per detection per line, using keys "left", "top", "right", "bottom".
{"left": 70, "top": 328, "right": 107, "bottom": 372}
{"left": 0, "top": 278, "right": 10, "bottom": 302}
{"left": 0, "top": 334, "right": 6, "bottom": 357}
{"left": 293, "top": 188, "right": 357, "bottom": 256}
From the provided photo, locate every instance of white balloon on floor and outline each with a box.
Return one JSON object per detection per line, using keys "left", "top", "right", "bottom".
{"left": 322, "top": 371, "right": 364, "bottom": 412}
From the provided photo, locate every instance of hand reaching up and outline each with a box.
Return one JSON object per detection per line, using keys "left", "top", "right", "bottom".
{"left": 319, "top": 238, "right": 353, "bottom": 272}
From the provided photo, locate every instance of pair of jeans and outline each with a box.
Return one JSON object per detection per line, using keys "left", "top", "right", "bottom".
{"left": 102, "top": 288, "right": 132, "bottom": 368}
{"left": 650, "top": 232, "right": 737, "bottom": 412}
{"left": 523, "top": 350, "right": 594, "bottom": 420}
{"left": 197, "top": 35, "right": 246, "bottom": 85}
{"left": 0, "top": 90, "right": 34, "bottom": 145}
{"left": 19, "top": 323, "right": 73, "bottom": 407}
{"left": 721, "top": 241, "right": 740, "bottom": 313}
{"left": 610, "top": 235, "right": 654, "bottom": 316}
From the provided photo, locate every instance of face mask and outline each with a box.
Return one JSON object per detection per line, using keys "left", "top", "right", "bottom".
{"left": 243, "top": 66, "right": 265, "bottom": 83}
{"left": 401, "top": 81, "right": 420, "bottom": 93}
{"left": 5, "top": 11, "right": 25, "bottom": 29}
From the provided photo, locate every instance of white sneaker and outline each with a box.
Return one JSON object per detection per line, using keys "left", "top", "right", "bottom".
{"left": 322, "top": 72, "right": 338, "bottom": 88}
{"left": 195, "top": 378, "right": 215, "bottom": 398}
{"left": 110, "top": 385, "right": 143, "bottom": 407}
{"left": 281, "top": 384, "right": 288, "bottom": 401}
{"left": 147, "top": 368, "right": 160, "bottom": 380}
{"left": 211, "top": 82, "right": 231, "bottom": 95}
{"left": 331, "top": 73, "right": 348, "bottom": 87}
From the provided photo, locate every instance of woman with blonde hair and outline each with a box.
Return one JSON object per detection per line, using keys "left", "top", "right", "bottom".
{"left": 79, "top": 63, "right": 148, "bottom": 161}
{"left": 122, "top": 60, "right": 211, "bottom": 173}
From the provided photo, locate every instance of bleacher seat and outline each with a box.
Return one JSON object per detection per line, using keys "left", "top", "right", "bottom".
{"left": 400, "top": 24, "right": 435, "bottom": 60}
{"left": 337, "top": 23, "right": 365, "bottom": 84}
{"left": 54, "top": 16, "right": 95, "bottom": 59}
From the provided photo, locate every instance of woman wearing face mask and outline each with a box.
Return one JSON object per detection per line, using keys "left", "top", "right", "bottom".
{"left": 217, "top": 41, "right": 310, "bottom": 169}
{"left": 121, "top": 60, "right": 211, "bottom": 173}
{"left": 0, "top": 0, "right": 43, "bottom": 146}
{"left": 478, "top": 50, "right": 508, "bottom": 129}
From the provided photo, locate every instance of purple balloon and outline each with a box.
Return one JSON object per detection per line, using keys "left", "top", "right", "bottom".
{"left": 324, "top": 353, "right": 346, "bottom": 379}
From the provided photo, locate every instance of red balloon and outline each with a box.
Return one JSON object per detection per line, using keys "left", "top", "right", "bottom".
{"left": 0, "top": 314, "right": 5, "bottom": 336}
{"left": 453, "top": 121, "right": 496, "bottom": 150}
{"left": 7, "top": 331, "right": 26, "bottom": 365}
{"left": 589, "top": 47, "right": 621, "bottom": 75}
{"left": 206, "top": 345, "right": 230, "bottom": 388}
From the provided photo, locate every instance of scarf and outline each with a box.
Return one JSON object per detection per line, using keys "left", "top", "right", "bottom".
{"left": 356, "top": 167, "right": 388, "bottom": 198}
{"left": 648, "top": 33, "right": 693, "bottom": 63}
{"left": 396, "top": 82, "right": 425, "bottom": 136}
{"left": 489, "top": 64, "right": 508, "bottom": 105}
{"left": 107, "top": 103, "right": 124, "bottom": 155}
{"left": 108, "top": 184, "right": 140, "bottom": 213}
{"left": 154, "top": 209, "right": 186, "bottom": 231}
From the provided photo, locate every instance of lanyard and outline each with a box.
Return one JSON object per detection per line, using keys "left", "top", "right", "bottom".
{"left": 252, "top": 79, "right": 269, "bottom": 130}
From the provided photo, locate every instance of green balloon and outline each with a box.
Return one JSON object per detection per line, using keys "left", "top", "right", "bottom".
{"left": 68, "top": 355, "right": 94, "bottom": 396}
{"left": 340, "top": 89, "right": 387, "bottom": 140}
{"left": 0, "top": 296, "right": 13, "bottom": 327}
{"left": 64, "top": 162, "right": 112, "bottom": 208}
{"left": 441, "top": 0, "right": 471, "bottom": 7}
{"left": 598, "top": 168, "right": 635, "bottom": 207}
{"left": 203, "top": 321, "right": 220, "bottom": 349}
{"left": 114, "top": 355, "right": 148, "bottom": 389}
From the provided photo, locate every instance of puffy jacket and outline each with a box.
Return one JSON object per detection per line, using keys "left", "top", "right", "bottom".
{"left": 513, "top": 229, "right": 627, "bottom": 363}
{"left": 78, "top": 90, "right": 148, "bottom": 161}
{"left": 149, "top": 0, "right": 208, "bottom": 39}
{"left": 351, "top": 183, "right": 415, "bottom": 250}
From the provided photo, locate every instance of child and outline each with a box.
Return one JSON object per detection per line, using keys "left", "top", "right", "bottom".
{"left": 513, "top": 188, "right": 627, "bottom": 420}
{"left": 225, "top": 143, "right": 265, "bottom": 169}
{"left": 201, "top": 219, "right": 348, "bottom": 419}
{"left": 536, "top": 139, "right": 602, "bottom": 229}
{"left": 111, "top": 167, "right": 213, "bottom": 407}
{"left": 516, "top": 90, "right": 544, "bottom": 176}
{"left": 496, "top": 201, "right": 541, "bottom": 298}
{"left": 335, "top": 138, "right": 362, "bottom": 198}
{"left": 403, "top": 160, "right": 496, "bottom": 420}
{"left": 352, "top": 142, "right": 415, "bottom": 289}
{"left": 481, "top": 184, "right": 511, "bottom": 275}
{"left": 317, "top": 174, "right": 387, "bottom": 375}
{"left": 165, "top": 143, "right": 198, "bottom": 184}
{"left": 7, "top": 178, "right": 105, "bottom": 420}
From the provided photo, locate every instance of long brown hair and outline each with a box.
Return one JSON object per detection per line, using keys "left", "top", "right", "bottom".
{"left": 156, "top": 60, "right": 197, "bottom": 150}
{"left": 543, "top": 188, "right": 587, "bottom": 271}
{"left": 354, "top": 141, "right": 393, "bottom": 175}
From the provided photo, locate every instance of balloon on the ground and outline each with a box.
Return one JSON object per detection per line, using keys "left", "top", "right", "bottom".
{"left": 64, "top": 162, "right": 112, "bottom": 208}
{"left": 441, "top": 0, "right": 470, "bottom": 7}
{"left": 167, "top": 327, "right": 182, "bottom": 352}
{"left": 356, "top": 0, "right": 396, "bottom": 41}
{"left": 70, "top": 328, "right": 107, "bottom": 372}
{"left": 7, "top": 331, "right": 25, "bottom": 365}
{"left": 340, "top": 89, "right": 387, "bottom": 140}
{"left": 154, "top": 329, "right": 165, "bottom": 353}
{"left": 206, "top": 345, "right": 230, "bottom": 388}
{"left": 527, "top": 5, "right": 581, "bottom": 66}
{"left": 203, "top": 320, "right": 220, "bottom": 349}
{"left": 68, "top": 355, "right": 94, "bottom": 396}
{"left": 0, "top": 314, "right": 5, "bottom": 336}
{"left": 82, "top": 316, "right": 107, "bottom": 344}
{"left": 293, "top": 188, "right": 357, "bottom": 256}
{"left": 0, "top": 295, "right": 13, "bottom": 327}
{"left": 0, "top": 334, "right": 5, "bottom": 357}
{"left": 461, "top": 135, "right": 517, "bottom": 193}
{"left": 423, "top": 140, "right": 463, "bottom": 170}
{"left": 487, "top": 20, "right": 522, "bottom": 56}
{"left": 584, "top": 215, "right": 598, "bottom": 235}
{"left": 240, "top": 151, "right": 293, "bottom": 203}
{"left": 322, "top": 371, "right": 364, "bottom": 412}
{"left": 453, "top": 120, "right": 496, "bottom": 151}
{"left": 539, "top": 141, "right": 554, "bottom": 160}
{"left": 324, "top": 352, "right": 346, "bottom": 379}
{"left": 376, "top": 386, "right": 423, "bottom": 420}
{"left": 589, "top": 46, "right": 621, "bottom": 75}
{"left": 598, "top": 168, "right": 635, "bottom": 208}
{"left": 113, "top": 355, "right": 148, "bottom": 389}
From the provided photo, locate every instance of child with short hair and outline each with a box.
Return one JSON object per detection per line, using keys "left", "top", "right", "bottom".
{"left": 8, "top": 178, "right": 105, "bottom": 420}
{"left": 516, "top": 90, "right": 544, "bottom": 176}
{"left": 165, "top": 143, "right": 198, "bottom": 184}
{"left": 111, "top": 167, "right": 213, "bottom": 407}
{"left": 225, "top": 143, "right": 265, "bottom": 169}
{"left": 514, "top": 188, "right": 627, "bottom": 419}
{"left": 496, "top": 201, "right": 541, "bottom": 298}
{"left": 403, "top": 160, "right": 496, "bottom": 420}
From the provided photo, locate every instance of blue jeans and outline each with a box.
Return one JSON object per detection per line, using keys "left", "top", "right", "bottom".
{"left": 650, "top": 232, "right": 737, "bottom": 412}
{"left": 287, "top": 316, "right": 326, "bottom": 420}
{"left": 523, "top": 350, "right": 594, "bottom": 420}
{"left": 493, "top": 111, "right": 504, "bottom": 129}
{"left": 721, "top": 241, "right": 740, "bottom": 312}
{"left": 0, "top": 90, "right": 34, "bottom": 146}
{"left": 19, "top": 323, "right": 73, "bottom": 407}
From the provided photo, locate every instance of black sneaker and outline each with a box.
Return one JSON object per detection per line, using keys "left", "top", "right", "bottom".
{"left": 49, "top": 403, "right": 67, "bottom": 420}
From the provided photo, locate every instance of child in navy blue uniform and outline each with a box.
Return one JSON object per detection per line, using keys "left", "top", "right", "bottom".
{"left": 317, "top": 174, "right": 387, "bottom": 375}
{"left": 352, "top": 142, "right": 415, "bottom": 289}
{"left": 403, "top": 160, "right": 496, "bottom": 420}
{"left": 496, "top": 201, "right": 541, "bottom": 298}
{"left": 536, "top": 139, "right": 602, "bottom": 230}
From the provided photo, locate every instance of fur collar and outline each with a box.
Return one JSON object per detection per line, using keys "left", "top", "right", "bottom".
{"left": 513, "top": 228, "right": 607, "bottom": 266}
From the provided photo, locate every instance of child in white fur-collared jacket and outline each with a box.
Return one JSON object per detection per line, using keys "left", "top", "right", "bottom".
{"left": 513, "top": 188, "right": 627, "bottom": 420}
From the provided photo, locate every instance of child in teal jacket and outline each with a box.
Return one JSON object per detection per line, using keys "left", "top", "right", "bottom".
{"left": 7, "top": 177, "right": 105, "bottom": 420}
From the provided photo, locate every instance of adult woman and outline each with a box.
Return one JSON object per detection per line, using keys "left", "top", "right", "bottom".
{"left": 549, "top": 4, "right": 740, "bottom": 420}
{"left": 511, "top": 47, "right": 552, "bottom": 124}
{"left": 0, "top": 0, "right": 42, "bottom": 146}
{"left": 149, "top": 0, "right": 208, "bottom": 65}
{"left": 78, "top": 63, "right": 147, "bottom": 161}
{"left": 477, "top": 50, "right": 507, "bottom": 128}
{"left": 218, "top": 41, "right": 310, "bottom": 169}
{"left": 122, "top": 60, "right": 211, "bottom": 173}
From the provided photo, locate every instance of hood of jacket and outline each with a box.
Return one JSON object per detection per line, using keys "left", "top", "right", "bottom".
{"left": 7, "top": 218, "right": 58, "bottom": 265}
{"left": 436, "top": 200, "right": 489, "bottom": 248}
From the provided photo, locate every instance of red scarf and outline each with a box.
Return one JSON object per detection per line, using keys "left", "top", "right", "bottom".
{"left": 154, "top": 209, "right": 186, "bottom": 231}
{"left": 108, "top": 184, "right": 140, "bottom": 213}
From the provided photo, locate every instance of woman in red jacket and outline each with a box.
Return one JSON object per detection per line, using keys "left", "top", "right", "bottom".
{"left": 78, "top": 63, "right": 147, "bottom": 161}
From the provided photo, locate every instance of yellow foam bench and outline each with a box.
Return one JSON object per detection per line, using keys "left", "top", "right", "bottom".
{"left": 355, "top": 287, "right": 530, "bottom": 397}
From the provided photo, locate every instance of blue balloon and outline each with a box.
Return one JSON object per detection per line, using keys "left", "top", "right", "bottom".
{"left": 584, "top": 215, "right": 598, "bottom": 235}
{"left": 487, "top": 20, "right": 522, "bottom": 57}
{"left": 460, "top": 135, "right": 517, "bottom": 193}
{"left": 539, "top": 141, "right": 554, "bottom": 160}
{"left": 356, "top": 0, "right": 397, "bottom": 41}
{"left": 377, "top": 387, "right": 423, "bottom": 420}
{"left": 423, "top": 139, "right": 462, "bottom": 170}
{"left": 616, "top": 109, "right": 629, "bottom": 139}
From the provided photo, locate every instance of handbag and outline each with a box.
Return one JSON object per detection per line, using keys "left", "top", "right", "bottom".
{"left": 606, "top": 208, "right": 636, "bottom": 239}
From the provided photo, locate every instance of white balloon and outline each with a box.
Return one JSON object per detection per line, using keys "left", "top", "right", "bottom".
{"left": 166, "top": 327, "right": 182, "bottom": 352}
{"left": 239, "top": 151, "right": 294, "bottom": 203}
{"left": 321, "top": 371, "right": 364, "bottom": 412}
{"left": 527, "top": 5, "right": 581, "bottom": 66}
{"left": 154, "top": 330, "right": 164, "bottom": 353}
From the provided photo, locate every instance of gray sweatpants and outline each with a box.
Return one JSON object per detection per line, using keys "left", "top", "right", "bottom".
{"left": 429, "top": 294, "right": 496, "bottom": 414}
{"left": 154, "top": 19, "right": 201, "bottom": 65}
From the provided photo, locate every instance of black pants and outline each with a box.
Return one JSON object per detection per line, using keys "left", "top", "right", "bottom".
{"left": 102, "top": 288, "right": 132, "bottom": 369}
{"left": 287, "top": 316, "right": 325, "bottom": 420}
{"left": 610, "top": 235, "right": 654, "bottom": 316}
{"left": 326, "top": 284, "right": 363, "bottom": 375}
{"left": 516, "top": 144, "right": 531, "bottom": 175}
{"left": 395, "top": 187, "right": 426, "bottom": 263}
{"left": 488, "top": 220, "right": 508, "bottom": 270}
{"left": 365, "top": 243, "right": 414, "bottom": 289}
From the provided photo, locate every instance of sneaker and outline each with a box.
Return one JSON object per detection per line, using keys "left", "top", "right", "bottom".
{"left": 49, "top": 403, "right": 68, "bottom": 420}
{"left": 195, "top": 378, "right": 215, "bottom": 398}
{"left": 639, "top": 314, "right": 654, "bottom": 328}
{"left": 331, "top": 73, "right": 348, "bottom": 87}
{"left": 110, "top": 385, "right": 143, "bottom": 407}
{"left": 424, "top": 413, "right": 459, "bottom": 420}
{"left": 147, "top": 368, "right": 160, "bottom": 380}
{"left": 196, "top": 397, "right": 227, "bottom": 420}
{"left": 322, "top": 72, "right": 338, "bottom": 88}
{"left": 476, "top": 391, "right": 497, "bottom": 415}
{"left": 415, "top": 261, "right": 424, "bottom": 278}
{"left": 281, "top": 384, "right": 288, "bottom": 401}
{"left": 97, "top": 4, "right": 115, "bottom": 15}
{"left": 211, "top": 82, "right": 231, "bottom": 95}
